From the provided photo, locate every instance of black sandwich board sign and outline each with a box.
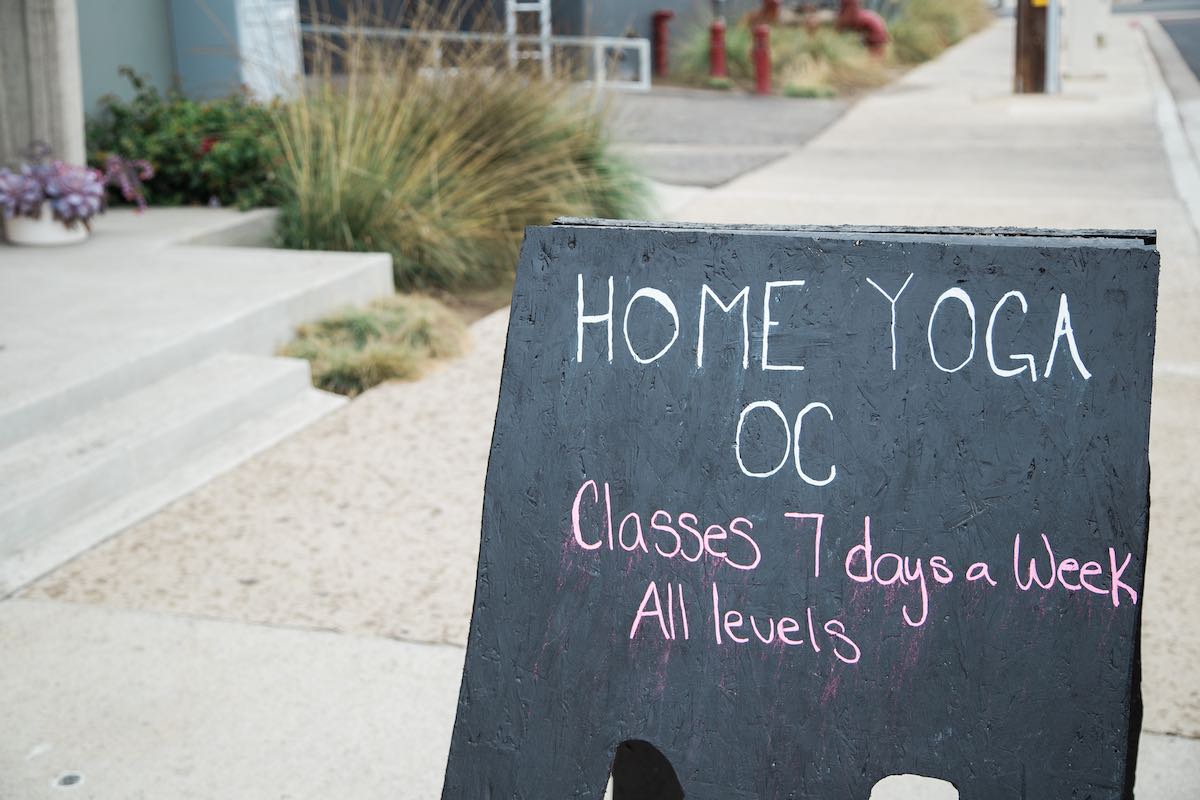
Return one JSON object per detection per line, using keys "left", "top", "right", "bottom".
{"left": 441, "top": 220, "right": 1159, "bottom": 799}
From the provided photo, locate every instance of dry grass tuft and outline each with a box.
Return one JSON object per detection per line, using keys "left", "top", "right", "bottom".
{"left": 281, "top": 294, "right": 465, "bottom": 396}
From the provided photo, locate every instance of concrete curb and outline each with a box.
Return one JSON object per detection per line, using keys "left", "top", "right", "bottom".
{"left": 1136, "top": 16, "right": 1200, "bottom": 239}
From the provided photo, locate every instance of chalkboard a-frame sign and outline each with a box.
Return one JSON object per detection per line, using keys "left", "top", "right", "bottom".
{"left": 441, "top": 220, "right": 1159, "bottom": 800}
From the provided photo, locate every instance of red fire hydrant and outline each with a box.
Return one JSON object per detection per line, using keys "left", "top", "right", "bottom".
{"left": 836, "top": 0, "right": 889, "bottom": 56}
{"left": 709, "top": 18, "right": 727, "bottom": 78}
{"left": 652, "top": 10, "right": 674, "bottom": 77}
{"left": 753, "top": 23, "right": 771, "bottom": 95}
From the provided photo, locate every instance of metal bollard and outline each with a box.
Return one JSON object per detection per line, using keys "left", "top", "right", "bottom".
{"left": 652, "top": 10, "right": 675, "bottom": 77}
{"left": 753, "top": 23, "right": 770, "bottom": 95}
{"left": 709, "top": 19, "right": 728, "bottom": 78}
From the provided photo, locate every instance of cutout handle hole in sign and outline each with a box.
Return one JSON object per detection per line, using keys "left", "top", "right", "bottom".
{"left": 604, "top": 740, "right": 684, "bottom": 800}
{"left": 870, "top": 774, "right": 959, "bottom": 800}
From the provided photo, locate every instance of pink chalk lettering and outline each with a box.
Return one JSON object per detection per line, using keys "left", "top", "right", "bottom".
{"left": 618, "top": 511, "right": 649, "bottom": 553}
{"left": 1057, "top": 557, "right": 1082, "bottom": 591}
{"left": 712, "top": 583, "right": 723, "bottom": 645}
{"left": 1013, "top": 533, "right": 1057, "bottom": 591}
{"left": 571, "top": 480, "right": 603, "bottom": 551}
{"left": 784, "top": 512, "right": 824, "bottom": 577}
{"left": 875, "top": 552, "right": 904, "bottom": 586}
{"left": 678, "top": 513, "right": 704, "bottom": 563}
{"left": 806, "top": 607, "right": 821, "bottom": 653}
{"left": 843, "top": 516, "right": 931, "bottom": 627}
{"left": 1109, "top": 548, "right": 1138, "bottom": 608}
{"left": 666, "top": 579, "right": 677, "bottom": 639}
{"left": 1079, "top": 561, "right": 1106, "bottom": 595}
{"left": 726, "top": 517, "right": 762, "bottom": 571}
{"left": 677, "top": 583, "right": 690, "bottom": 640}
{"left": 901, "top": 557, "right": 930, "bottom": 628}
{"left": 965, "top": 561, "right": 997, "bottom": 587}
{"left": 630, "top": 581, "right": 671, "bottom": 640}
{"left": 750, "top": 615, "right": 776, "bottom": 644}
{"left": 823, "top": 619, "right": 861, "bottom": 664}
{"left": 724, "top": 610, "right": 750, "bottom": 644}
{"left": 845, "top": 516, "right": 874, "bottom": 583}
{"left": 1011, "top": 534, "right": 1139, "bottom": 607}
{"left": 704, "top": 524, "right": 729, "bottom": 559}
{"left": 776, "top": 616, "right": 804, "bottom": 646}
{"left": 930, "top": 555, "right": 954, "bottom": 585}
{"left": 650, "top": 510, "right": 681, "bottom": 558}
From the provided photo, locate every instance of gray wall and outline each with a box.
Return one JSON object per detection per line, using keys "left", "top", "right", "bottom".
{"left": 561, "top": 0, "right": 761, "bottom": 40}
{"left": 77, "top": 0, "right": 176, "bottom": 113}
{"left": 1, "top": 0, "right": 86, "bottom": 164}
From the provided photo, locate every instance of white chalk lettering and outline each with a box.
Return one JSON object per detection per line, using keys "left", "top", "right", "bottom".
{"left": 927, "top": 287, "right": 976, "bottom": 373}
{"left": 761, "top": 280, "right": 806, "bottom": 372}
{"left": 697, "top": 285, "right": 750, "bottom": 369}
{"left": 623, "top": 287, "right": 680, "bottom": 364}
{"left": 865, "top": 273, "right": 914, "bottom": 371}
{"left": 986, "top": 290, "right": 1037, "bottom": 381}
{"left": 1044, "top": 293, "right": 1092, "bottom": 380}
{"left": 576, "top": 273, "right": 614, "bottom": 363}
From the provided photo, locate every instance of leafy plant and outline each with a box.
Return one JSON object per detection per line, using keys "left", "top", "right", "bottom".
{"left": 86, "top": 68, "right": 284, "bottom": 210}
{"left": 280, "top": 294, "right": 465, "bottom": 396}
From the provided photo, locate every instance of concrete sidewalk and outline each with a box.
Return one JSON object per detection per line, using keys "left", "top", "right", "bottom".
{"left": 4, "top": 17, "right": 1199, "bottom": 799}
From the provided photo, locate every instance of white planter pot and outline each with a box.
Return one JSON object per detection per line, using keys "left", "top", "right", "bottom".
{"left": 3, "top": 203, "right": 89, "bottom": 246}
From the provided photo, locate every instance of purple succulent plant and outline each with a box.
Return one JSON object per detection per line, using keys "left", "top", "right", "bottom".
{"left": 3, "top": 142, "right": 151, "bottom": 234}
{"left": 42, "top": 162, "right": 106, "bottom": 229}
{"left": 0, "top": 168, "right": 45, "bottom": 219}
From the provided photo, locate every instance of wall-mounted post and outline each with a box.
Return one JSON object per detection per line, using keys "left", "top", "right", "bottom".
{"left": 709, "top": 18, "right": 727, "bottom": 78}
{"left": 652, "top": 10, "right": 674, "bottom": 77}
{"left": 753, "top": 23, "right": 771, "bottom": 95}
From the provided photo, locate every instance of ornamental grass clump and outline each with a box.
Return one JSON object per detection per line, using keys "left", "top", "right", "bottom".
{"left": 281, "top": 294, "right": 465, "bottom": 396}
{"left": 891, "top": 0, "right": 992, "bottom": 64}
{"left": 274, "top": 6, "right": 646, "bottom": 291}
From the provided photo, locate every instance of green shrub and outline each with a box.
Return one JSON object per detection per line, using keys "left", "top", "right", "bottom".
{"left": 274, "top": 23, "right": 646, "bottom": 291}
{"left": 281, "top": 294, "right": 465, "bottom": 396}
{"left": 86, "top": 68, "right": 284, "bottom": 209}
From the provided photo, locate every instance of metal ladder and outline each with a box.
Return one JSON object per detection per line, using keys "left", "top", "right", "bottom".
{"left": 505, "top": 0, "right": 552, "bottom": 79}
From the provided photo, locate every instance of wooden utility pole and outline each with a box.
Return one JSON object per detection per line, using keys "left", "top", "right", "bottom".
{"left": 1015, "top": 0, "right": 1048, "bottom": 93}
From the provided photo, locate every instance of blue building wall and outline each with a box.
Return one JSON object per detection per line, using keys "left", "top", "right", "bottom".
{"left": 76, "top": 0, "right": 176, "bottom": 113}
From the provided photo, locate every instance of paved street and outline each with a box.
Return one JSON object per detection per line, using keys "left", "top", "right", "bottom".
{"left": 610, "top": 86, "right": 849, "bottom": 187}
{"left": 1161, "top": 13, "right": 1200, "bottom": 75}
{"left": 3, "top": 16, "right": 1199, "bottom": 800}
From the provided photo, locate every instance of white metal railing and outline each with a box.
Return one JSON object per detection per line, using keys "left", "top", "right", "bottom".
{"left": 299, "top": 23, "right": 651, "bottom": 92}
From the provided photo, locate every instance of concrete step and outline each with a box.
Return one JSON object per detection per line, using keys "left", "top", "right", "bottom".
{"left": 0, "top": 354, "right": 345, "bottom": 594}
{"left": 0, "top": 211, "right": 393, "bottom": 452}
